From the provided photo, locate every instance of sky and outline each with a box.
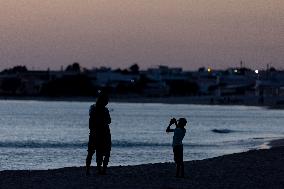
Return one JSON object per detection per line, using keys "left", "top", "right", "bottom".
{"left": 0, "top": 0, "right": 283, "bottom": 71}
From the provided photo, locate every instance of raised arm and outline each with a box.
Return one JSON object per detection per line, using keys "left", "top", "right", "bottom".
{"left": 166, "top": 125, "right": 174, "bottom": 132}
{"left": 166, "top": 118, "right": 177, "bottom": 133}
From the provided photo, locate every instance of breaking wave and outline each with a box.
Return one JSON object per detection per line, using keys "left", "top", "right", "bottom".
{"left": 211, "top": 129, "right": 237, "bottom": 134}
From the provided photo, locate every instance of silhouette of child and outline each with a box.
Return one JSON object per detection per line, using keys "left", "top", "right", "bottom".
{"left": 166, "top": 117, "right": 187, "bottom": 178}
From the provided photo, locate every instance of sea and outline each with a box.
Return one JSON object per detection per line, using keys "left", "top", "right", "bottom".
{"left": 0, "top": 100, "right": 284, "bottom": 170}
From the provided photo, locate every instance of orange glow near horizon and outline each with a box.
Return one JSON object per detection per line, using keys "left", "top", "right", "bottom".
{"left": 0, "top": 0, "right": 283, "bottom": 70}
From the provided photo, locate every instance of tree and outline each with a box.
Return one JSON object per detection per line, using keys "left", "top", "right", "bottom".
{"left": 65, "top": 62, "right": 81, "bottom": 72}
{"left": 269, "top": 67, "right": 276, "bottom": 72}
{"left": 129, "top": 63, "right": 139, "bottom": 74}
{"left": 198, "top": 67, "right": 205, "bottom": 72}
{"left": 2, "top": 65, "right": 28, "bottom": 74}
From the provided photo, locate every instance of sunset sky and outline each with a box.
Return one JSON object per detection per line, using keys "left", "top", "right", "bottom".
{"left": 0, "top": 0, "right": 283, "bottom": 71}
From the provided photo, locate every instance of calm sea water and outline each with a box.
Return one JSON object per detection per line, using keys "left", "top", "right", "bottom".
{"left": 0, "top": 100, "right": 284, "bottom": 170}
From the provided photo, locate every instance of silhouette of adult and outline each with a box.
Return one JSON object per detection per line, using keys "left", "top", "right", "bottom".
{"left": 86, "top": 92, "right": 111, "bottom": 175}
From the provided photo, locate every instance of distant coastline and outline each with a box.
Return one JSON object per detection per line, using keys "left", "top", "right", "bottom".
{"left": 1, "top": 95, "right": 284, "bottom": 109}
{"left": 0, "top": 95, "right": 282, "bottom": 107}
{"left": 0, "top": 95, "right": 284, "bottom": 106}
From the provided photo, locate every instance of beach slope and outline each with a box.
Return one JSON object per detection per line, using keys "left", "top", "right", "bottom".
{"left": 1, "top": 147, "right": 284, "bottom": 189}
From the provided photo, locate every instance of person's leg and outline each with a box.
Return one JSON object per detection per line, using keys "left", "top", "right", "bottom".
{"left": 180, "top": 146, "right": 184, "bottom": 178}
{"left": 102, "top": 151, "right": 110, "bottom": 174}
{"left": 96, "top": 151, "right": 103, "bottom": 174}
{"left": 173, "top": 146, "right": 179, "bottom": 177}
{"left": 176, "top": 163, "right": 180, "bottom": 177}
{"left": 86, "top": 151, "right": 94, "bottom": 174}
{"left": 174, "top": 145, "right": 184, "bottom": 178}
{"left": 86, "top": 134, "right": 95, "bottom": 175}
{"left": 180, "top": 162, "right": 184, "bottom": 178}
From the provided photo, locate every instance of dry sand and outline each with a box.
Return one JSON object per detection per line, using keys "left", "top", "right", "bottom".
{"left": 1, "top": 146, "right": 284, "bottom": 189}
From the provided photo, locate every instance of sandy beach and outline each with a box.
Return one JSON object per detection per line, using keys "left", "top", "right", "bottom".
{"left": 1, "top": 146, "right": 284, "bottom": 189}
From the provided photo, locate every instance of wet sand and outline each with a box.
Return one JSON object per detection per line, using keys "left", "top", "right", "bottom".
{"left": 1, "top": 146, "right": 284, "bottom": 189}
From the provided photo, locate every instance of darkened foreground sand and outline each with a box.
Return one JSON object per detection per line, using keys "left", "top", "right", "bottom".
{"left": 1, "top": 147, "right": 284, "bottom": 189}
{"left": 269, "top": 139, "right": 284, "bottom": 148}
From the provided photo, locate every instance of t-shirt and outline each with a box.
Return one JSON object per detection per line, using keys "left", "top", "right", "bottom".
{"left": 89, "top": 105, "right": 112, "bottom": 151}
{"left": 172, "top": 128, "right": 186, "bottom": 147}
{"left": 89, "top": 105, "right": 111, "bottom": 131}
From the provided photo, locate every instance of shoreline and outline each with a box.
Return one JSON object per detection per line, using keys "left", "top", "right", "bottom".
{"left": 1, "top": 95, "right": 284, "bottom": 108}
{"left": 1, "top": 146, "right": 284, "bottom": 189}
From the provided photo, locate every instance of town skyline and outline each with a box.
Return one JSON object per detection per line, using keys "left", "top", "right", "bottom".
{"left": 0, "top": 61, "right": 282, "bottom": 73}
{"left": 1, "top": 61, "right": 284, "bottom": 107}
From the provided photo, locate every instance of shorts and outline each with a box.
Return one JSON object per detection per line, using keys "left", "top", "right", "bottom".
{"left": 173, "top": 145, "right": 183, "bottom": 164}
{"left": 87, "top": 133, "right": 96, "bottom": 153}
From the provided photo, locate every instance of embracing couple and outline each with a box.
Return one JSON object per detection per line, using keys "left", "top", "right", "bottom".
{"left": 85, "top": 92, "right": 111, "bottom": 175}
